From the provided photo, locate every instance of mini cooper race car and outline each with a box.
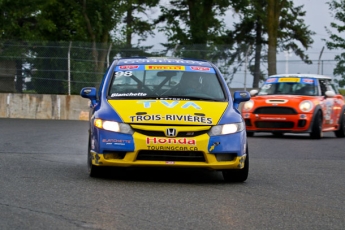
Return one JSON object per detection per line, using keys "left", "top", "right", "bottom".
{"left": 81, "top": 57, "right": 251, "bottom": 182}
{"left": 242, "top": 74, "right": 345, "bottom": 138}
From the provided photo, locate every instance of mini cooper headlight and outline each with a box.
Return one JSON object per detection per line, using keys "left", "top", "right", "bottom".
{"left": 208, "top": 122, "right": 245, "bottom": 136}
{"left": 243, "top": 100, "right": 254, "bottom": 111}
{"left": 94, "top": 119, "right": 133, "bottom": 134}
{"left": 299, "top": 100, "right": 313, "bottom": 112}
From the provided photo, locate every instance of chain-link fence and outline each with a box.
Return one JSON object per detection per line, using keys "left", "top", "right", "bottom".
{"left": 0, "top": 41, "right": 341, "bottom": 95}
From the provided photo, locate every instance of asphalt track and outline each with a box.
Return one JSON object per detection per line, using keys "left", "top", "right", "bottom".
{"left": 0, "top": 118, "right": 344, "bottom": 230}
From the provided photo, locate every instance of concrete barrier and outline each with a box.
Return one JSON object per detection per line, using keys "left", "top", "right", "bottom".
{"left": 0, "top": 90, "right": 252, "bottom": 121}
{"left": 0, "top": 93, "right": 90, "bottom": 120}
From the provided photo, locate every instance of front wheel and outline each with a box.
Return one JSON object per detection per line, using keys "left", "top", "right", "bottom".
{"left": 334, "top": 111, "right": 345, "bottom": 138}
{"left": 222, "top": 145, "right": 249, "bottom": 182}
{"left": 310, "top": 111, "right": 323, "bottom": 139}
{"left": 87, "top": 136, "right": 104, "bottom": 177}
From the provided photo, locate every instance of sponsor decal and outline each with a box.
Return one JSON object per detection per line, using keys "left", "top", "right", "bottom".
{"left": 148, "top": 146, "right": 198, "bottom": 151}
{"left": 102, "top": 139, "right": 131, "bottom": 143}
{"left": 83, "top": 89, "right": 92, "bottom": 94}
{"left": 302, "top": 78, "right": 314, "bottom": 84}
{"left": 209, "top": 142, "right": 220, "bottom": 152}
{"left": 111, "top": 92, "right": 147, "bottom": 97}
{"left": 145, "top": 65, "right": 186, "bottom": 71}
{"left": 266, "top": 78, "right": 277, "bottom": 83}
{"left": 138, "top": 100, "right": 201, "bottom": 109}
{"left": 146, "top": 137, "right": 196, "bottom": 145}
{"left": 278, "top": 78, "right": 301, "bottom": 83}
{"left": 119, "top": 59, "right": 205, "bottom": 65}
{"left": 129, "top": 114, "right": 212, "bottom": 124}
{"left": 119, "top": 65, "right": 139, "bottom": 70}
{"left": 190, "top": 66, "right": 211, "bottom": 71}
{"left": 261, "top": 117, "right": 287, "bottom": 120}
{"left": 240, "top": 92, "right": 248, "bottom": 98}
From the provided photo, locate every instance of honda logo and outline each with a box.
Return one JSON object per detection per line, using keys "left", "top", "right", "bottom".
{"left": 166, "top": 128, "right": 177, "bottom": 137}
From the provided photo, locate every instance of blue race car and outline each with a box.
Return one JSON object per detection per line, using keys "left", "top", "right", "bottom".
{"left": 81, "top": 57, "right": 251, "bottom": 182}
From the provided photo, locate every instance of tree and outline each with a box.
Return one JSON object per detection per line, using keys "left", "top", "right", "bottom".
{"left": 267, "top": 0, "right": 314, "bottom": 77}
{"left": 229, "top": 0, "right": 314, "bottom": 87}
{"left": 0, "top": 0, "right": 58, "bottom": 92}
{"left": 155, "top": 0, "right": 231, "bottom": 59}
{"left": 325, "top": 0, "right": 345, "bottom": 87}
{"left": 122, "top": 0, "right": 160, "bottom": 48}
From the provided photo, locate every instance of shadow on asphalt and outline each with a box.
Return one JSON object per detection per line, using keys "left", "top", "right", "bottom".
{"left": 90, "top": 167, "right": 248, "bottom": 185}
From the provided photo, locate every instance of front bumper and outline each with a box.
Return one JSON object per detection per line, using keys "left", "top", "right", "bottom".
{"left": 243, "top": 112, "right": 313, "bottom": 133}
{"left": 90, "top": 151, "right": 246, "bottom": 170}
{"left": 91, "top": 126, "right": 247, "bottom": 170}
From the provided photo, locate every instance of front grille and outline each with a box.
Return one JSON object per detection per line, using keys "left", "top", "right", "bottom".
{"left": 245, "top": 119, "right": 252, "bottom": 126}
{"left": 136, "top": 150, "right": 205, "bottom": 162}
{"left": 255, "top": 121, "right": 294, "bottom": 129}
{"left": 133, "top": 129, "right": 208, "bottom": 137}
{"left": 254, "top": 107, "right": 297, "bottom": 115}
{"left": 298, "top": 120, "right": 307, "bottom": 127}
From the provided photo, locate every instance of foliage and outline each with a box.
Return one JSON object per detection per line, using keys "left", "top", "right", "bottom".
{"left": 229, "top": 0, "right": 314, "bottom": 87}
{"left": 339, "top": 89, "right": 345, "bottom": 96}
{"left": 324, "top": 0, "right": 345, "bottom": 88}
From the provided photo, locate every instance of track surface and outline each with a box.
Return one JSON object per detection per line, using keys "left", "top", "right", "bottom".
{"left": 0, "top": 118, "right": 344, "bottom": 230}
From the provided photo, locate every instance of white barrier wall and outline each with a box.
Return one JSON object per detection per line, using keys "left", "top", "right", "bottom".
{"left": 0, "top": 90, "right": 250, "bottom": 121}
{"left": 0, "top": 93, "right": 90, "bottom": 120}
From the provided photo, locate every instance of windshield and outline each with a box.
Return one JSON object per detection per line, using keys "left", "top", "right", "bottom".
{"left": 258, "top": 77, "right": 319, "bottom": 96}
{"left": 108, "top": 65, "right": 226, "bottom": 101}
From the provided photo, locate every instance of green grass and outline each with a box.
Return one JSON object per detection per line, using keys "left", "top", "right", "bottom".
{"left": 339, "top": 89, "right": 345, "bottom": 96}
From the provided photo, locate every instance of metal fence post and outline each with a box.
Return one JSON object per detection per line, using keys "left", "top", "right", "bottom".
{"left": 68, "top": 41, "right": 72, "bottom": 95}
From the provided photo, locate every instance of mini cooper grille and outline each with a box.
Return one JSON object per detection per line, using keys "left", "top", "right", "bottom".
{"left": 136, "top": 150, "right": 205, "bottom": 162}
{"left": 132, "top": 129, "right": 209, "bottom": 137}
{"left": 253, "top": 107, "right": 297, "bottom": 115}
{"left": 255, "top": 121, "right": 294, "bottom": 129}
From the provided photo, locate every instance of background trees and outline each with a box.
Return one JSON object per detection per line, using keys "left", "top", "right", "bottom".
{"left": 325, "top": 0, "right": 345, "bottom": 87}
{"left": 1, "top": 0, "right": 342, "bottom": 93}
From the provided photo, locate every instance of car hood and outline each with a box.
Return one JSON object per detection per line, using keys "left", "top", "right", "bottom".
{"left": 108, "top": 100, "right": 228, "bottom": 125}
{"left": 252, "top": 95, "right": 319, "bottom": 105}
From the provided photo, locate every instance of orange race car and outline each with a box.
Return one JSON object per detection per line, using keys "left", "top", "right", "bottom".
{"left": 241, "top": 74, "right": 345, "bottom": 139}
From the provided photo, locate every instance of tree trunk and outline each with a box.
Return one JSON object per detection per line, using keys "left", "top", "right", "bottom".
{"left": 267, "top": 0, "right": 281, "bottom": 76}
{"left": 253, "top": 18, "right": 263, "bottom": 88}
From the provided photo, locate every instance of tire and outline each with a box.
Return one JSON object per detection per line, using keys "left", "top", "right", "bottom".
{"left": 310, "top": 110, "right": 323, "bottom": 139}
{"left": 246, "top": 131, "right": 254, "bottom": 137}
{"left": 222, "top": 145, "right": 249, "bottom": 183}
{"left": 334, "top": 111, "right": 345, "bottom": 138}
{"left": 87, "top": 135, "right": 104, "bottom": 178}
{"left": 272, "top": 132, "right": 284, "bottom": 137}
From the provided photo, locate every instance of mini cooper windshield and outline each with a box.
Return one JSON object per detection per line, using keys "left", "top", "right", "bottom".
{"left": 108, "top": 66, "right": 226, "bottom": 101}
{"left": 258, "top": 77, "right": 319, "bottom": 96}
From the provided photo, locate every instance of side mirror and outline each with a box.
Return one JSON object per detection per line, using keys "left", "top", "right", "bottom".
{"left": 249, "top": 89, "right": 258, "bottom": 97}
{"left": 80, "top": 87, "right": 97, "bottom": 106}
{"left": 325, "top": 91, "right": 335, "bottom": 98}
{"left": 233, "top": 91, "right": 251, "bottom": 110}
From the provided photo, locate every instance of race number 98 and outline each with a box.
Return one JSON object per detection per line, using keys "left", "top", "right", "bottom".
{"left": 114, "top": 71, "right": 132, "bottom": 77}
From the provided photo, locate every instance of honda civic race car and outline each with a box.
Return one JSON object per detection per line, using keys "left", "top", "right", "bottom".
{"left": 242, "top": 74, "right": 345, "bottom": 138}
{"left": 81, "top": 57, "right": 251, "bottom": 182}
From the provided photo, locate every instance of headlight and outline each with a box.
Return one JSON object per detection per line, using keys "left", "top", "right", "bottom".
{"left": 208, "top": 122, "right": 244, "bottom": 136}
{"left": 94, "top": 119, "right": 133, "bottom": 134}
{"left": 299, "top": 100, "right": 313, "bottom": 112}
{"left": 243, "top": 100, "right": 254, "bottom": 111}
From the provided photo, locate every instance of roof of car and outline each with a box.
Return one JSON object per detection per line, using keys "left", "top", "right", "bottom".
{"left": 115, "top": 57, "right": 213, "bottom": 67}
{"left": 268, "top": 74, "right": 332, "bottom": 79}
